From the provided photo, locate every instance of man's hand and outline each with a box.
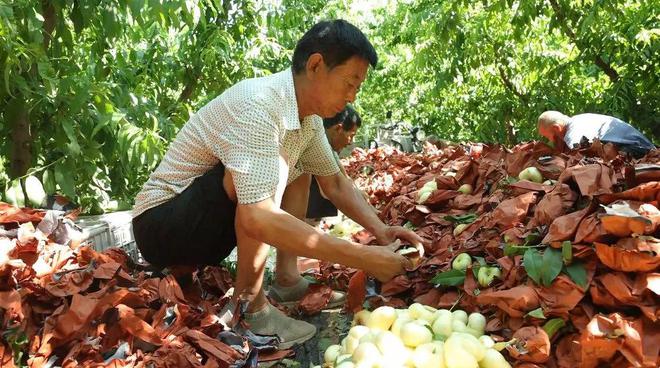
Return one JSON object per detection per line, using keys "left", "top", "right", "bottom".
{"left": 364, "top": 240, "right": 412, "bottom": 282}
{"left": 374, "top": 226, "right": 426, "bottom": 258}
{"left": 319, "top": 173, "right": 426, "bottom": 256}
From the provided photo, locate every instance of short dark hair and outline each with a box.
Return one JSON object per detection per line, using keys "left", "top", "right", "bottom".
{"left": 292, "top": 19, "right": 378, "bottom": 74}
{"left": 323, "top": 105, "right": 361, "bottom": 131}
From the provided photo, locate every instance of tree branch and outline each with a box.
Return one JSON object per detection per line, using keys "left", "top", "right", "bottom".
{"left": 593, "top": 56, "right": 620, "bottom": 82}
{"left": 503, "top": 106, "right": 517, "bottom": 146}
{"left": 498, "top": 66, "right": 528, "bottom": 104}
{"left": 178, "top": 76, "right": 198, "bottom": 103}
{"left": 548, "top": 0, "right": 619, "bottom": 82}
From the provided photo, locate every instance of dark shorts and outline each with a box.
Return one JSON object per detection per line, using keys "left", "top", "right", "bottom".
{"left": 306, "top": 177, "right": 338, "bottom": 219}
{"left": 132, "top": 163, "right": 237, "bottom": 268}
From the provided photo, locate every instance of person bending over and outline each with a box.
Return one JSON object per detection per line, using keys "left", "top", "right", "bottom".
{"left": 132, "top": 19, "right": 423, "bottom": 348}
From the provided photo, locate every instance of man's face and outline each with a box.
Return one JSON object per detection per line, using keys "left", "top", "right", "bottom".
{"left": 538, "top": 124, "right": 555, "bottom": 142}
{"left": 538, "top": 123, "right": 565, "bottom": 148}
{"left": 309, "top": 55, "right": 369, "bottom": 118}
{"left": 328, "top": 124, "right": 358, "bottom": 152}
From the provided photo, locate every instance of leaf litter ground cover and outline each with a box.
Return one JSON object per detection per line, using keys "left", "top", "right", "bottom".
{"left": 310, "top": 141, "right": 659, "bottom": 368}
{"left": 1, "top": 140, "right": 659, "bottom": 367}
{"left": 0, "top": 203, "right": 292, "bottom": 367}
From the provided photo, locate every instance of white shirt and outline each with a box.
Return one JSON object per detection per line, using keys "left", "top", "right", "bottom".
{"left": 565, "top": 113, "right": 655, "bottom": 150}
{"left": 133, "top": 68, "right": 340, "bottom": 217}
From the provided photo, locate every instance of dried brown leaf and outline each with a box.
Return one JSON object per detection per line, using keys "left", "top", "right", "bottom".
{"left": 298, "top": 284, "right": 333, "bottom": 315}
{"left": 595, "top": 239, "right": 660, "bottom": 272}
{"left": 345, "top": 270, "right": 367, "bottom": 313}
{"left": 475, "top": 285, "right": 541, "bottom": 318}
{"left": 507, "top": 326, "right": 551, "bottom": 363}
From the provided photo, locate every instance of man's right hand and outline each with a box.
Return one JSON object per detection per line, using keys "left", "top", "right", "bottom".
{"left": 364, "top": 240, "right": 412, "bottom": 282}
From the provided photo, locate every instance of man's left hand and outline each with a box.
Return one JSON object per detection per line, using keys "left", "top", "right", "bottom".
{"left": 374, "top": 226, "right": 427, "bottom": 257}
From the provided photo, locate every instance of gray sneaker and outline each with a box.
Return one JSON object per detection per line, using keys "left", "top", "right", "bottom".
{"left": 268, "top": 277, "right": 346, "bottom": 309}
{"left": 244, "top": 303, "right": 316, "bottom": 349}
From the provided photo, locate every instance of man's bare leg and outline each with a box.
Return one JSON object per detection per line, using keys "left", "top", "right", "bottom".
{"left": 222, "top": 165, "right": 271, "bottom": 312}
{"left": 274, "top": 173, "right": 311, "bottom": 287}
{"left": 224, "top": 150, "right": 285, "bottom": 310}
{"left": 270, "top": 173, "right": 346, "bottom": 307}
{"left": 226, "top": 168, "right": 316, "bottom": 347}
{"left": 233, "top": 216, "right": 271, "bottom": 312}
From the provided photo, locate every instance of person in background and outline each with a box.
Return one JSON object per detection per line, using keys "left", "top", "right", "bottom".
{"left": 537, "top": 110, "right": 656, "bottom": 157}
{"left": 272, "top": 106, "right": 376, "bottom": 309}
{"left": 304, "top": 105, "right": 376, "bottom": 224}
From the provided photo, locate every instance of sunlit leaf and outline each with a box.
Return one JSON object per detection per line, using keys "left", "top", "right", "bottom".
{"left": 430, "top": 269, "right": 466, "bottom": 287}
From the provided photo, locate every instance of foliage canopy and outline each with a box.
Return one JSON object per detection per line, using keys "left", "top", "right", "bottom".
{"left": 1, "top": 0, "right": 657, "bottom": 212}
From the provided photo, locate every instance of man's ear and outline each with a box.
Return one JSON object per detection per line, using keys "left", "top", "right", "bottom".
{"left": 552, "top": 124, "right": 564, "bottom": 137}
{"left": 306, "top": 53, "right": 325, "bottom": 78}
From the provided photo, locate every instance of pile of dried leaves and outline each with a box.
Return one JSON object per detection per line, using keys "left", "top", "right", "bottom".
{"left": 0, "top": 203, "right": 290, "bottom": 367}
{"left": 1, "top": 140, "right": 658, "bottom": 367}
{"left": 320, "top": 141, "right": 658, "bottom": 367}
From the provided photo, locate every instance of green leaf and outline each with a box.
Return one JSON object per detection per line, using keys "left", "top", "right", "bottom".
{"left": 2, "top": 325, "right": 28, "bottom": 366}
{"left": 62, "top": 119, "right": 81, "bottom": 156}
{"left": 60, "top": 23, "right": 74, "bottom": 48}
{"left": 42, "top": 169, "right": 56, "bottom": 194}
{"left": 561, "top": 241, "right": 573, "bottom": 264}
{"left": 129, "top": 0, "right": 145, "bottom": 16}
{"left": 523, "top": 231, "right": 542, "bottom": 246}
{"left": 543, "top": 318, "right": 566, "bottom": 339}
{"left": 0, "top": 4, "right": 13, "bottom": 18}
{"left": 564, "top": 261, "right": 588, "bottom": 289}
{"left": 54, "top": 162, "right": 75, "bottom": 199}
{"left": 430, "top": 269, "right": 466, "bottom": 287}
{"left": 33, "top": 9, "right": 45, "bottom": 22}
{"left": 403, "top": 221, "right": 416, "bottom": 230}
{"left": 112, "top": 111, "right": 126, "bottom": 124}
{"left": 526, "top": 307, "right": 546, "bottom": 319}
{"left": 444, "top": 213, "right": 477, "bottom": 224}
{"left": 504, "top": 243, "right": 530, "bottom": 257}
{"left": 91, "top": 115, "right": 111, "bottom": 139}
{"left": 523, "top": 248, "right": 543, "bottom": 284}
{"left": 541, "top": 248, "right": 563, "bottom": 286}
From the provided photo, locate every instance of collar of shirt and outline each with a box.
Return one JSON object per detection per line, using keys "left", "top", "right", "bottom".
{"left": 281, "top": 68, "right": 319, "bottom": 131}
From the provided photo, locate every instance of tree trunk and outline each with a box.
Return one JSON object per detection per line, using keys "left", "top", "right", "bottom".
{"left": 9, "top": 102, "right": 32, "bottom": 178}
{"left": 7, "top": 2, "right": 57, "bottom": 178}
{"left": 503, "top": 107, "right": 516, "bottom": 146}
{"left": 41, "top": 0, "right": 57, "bottom": 50}
{"left": 496, "top": 67, "right": 522, "bottom": 145}
{"left": 8, "top": 1, "right": 57, "bottom": 177}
